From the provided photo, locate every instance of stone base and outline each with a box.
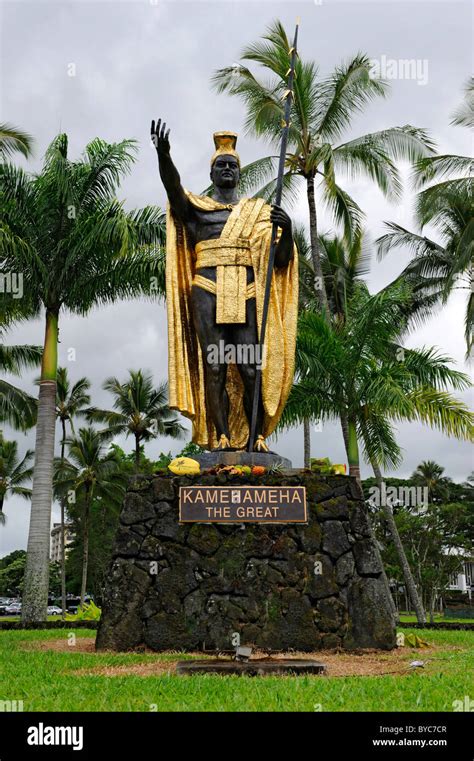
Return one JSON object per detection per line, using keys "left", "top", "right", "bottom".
{"left": 194, "top": 451, "right": 292, "bottom": 469}
{"left": 96, "top": 472, "right": 396, "bottom": 652}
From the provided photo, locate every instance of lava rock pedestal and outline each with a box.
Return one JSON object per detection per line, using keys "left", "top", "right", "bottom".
{"left": 96, "top": 472, "right": 396, "bottom": 652}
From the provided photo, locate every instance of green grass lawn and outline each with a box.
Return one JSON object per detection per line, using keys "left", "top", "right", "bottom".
{"left": 1, "top": 627, "right": 473, "bottom": 712}
{"left": 398, "top": 613, "right": 474, "bottom": 624}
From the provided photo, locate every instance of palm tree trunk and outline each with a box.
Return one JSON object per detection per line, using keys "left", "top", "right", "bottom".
{"left": 371, "top": 460, "right": 426, "bottom": 625}
{"left": 346, "top": 416, "right": 361, "bottom": 485}
{"left": 303, "top": 417, "right": 311, "bottom": 469}
{"left": 344, "top": 417, "right": 398, "bottom": 624}
{"left": 306, "top": 176, "right": 330, "bottom": 318}
{"left": 80, "top": 487, "right": 91, "bottom": 606}
{"left": 340, "top": 411, "right": 350, "bottom": 463}
{"left": 22, "top": 309, "right": 58, "bottom": 624}
{"left": 134, "top": 433, "right": 140, "bottom": 472}
{"left": 60, "top": 420, "right": 67, "bottom": 619}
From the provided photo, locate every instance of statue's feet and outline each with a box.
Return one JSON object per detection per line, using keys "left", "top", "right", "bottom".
{"left": 254, "top": 435, "right": 269, "bottom": 453}
{"left": 215, "top": 434, "right": 232, "bottom": 451}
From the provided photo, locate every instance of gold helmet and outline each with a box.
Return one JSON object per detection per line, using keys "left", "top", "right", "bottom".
{"left": 210, "top": 131, "right": 240, "bottom": 169}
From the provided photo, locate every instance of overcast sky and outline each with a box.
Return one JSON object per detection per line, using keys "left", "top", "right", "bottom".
{"left": 0, "top": 0, "right": 472, "bottom": 556}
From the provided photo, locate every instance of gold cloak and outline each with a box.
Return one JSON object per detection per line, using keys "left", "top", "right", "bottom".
{"left": 165, "top": 190, "right": 298, "bottom": 450}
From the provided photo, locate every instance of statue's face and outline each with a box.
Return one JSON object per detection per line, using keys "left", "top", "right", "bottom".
{"left": 210, "top": 154, "right": 240, "bottom": 188}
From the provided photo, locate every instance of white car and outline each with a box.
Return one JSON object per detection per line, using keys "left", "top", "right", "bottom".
{"left": 5, "top": 603, "right": 21, "bottom": 615}
{"left": 47, "top": 606, "right": 63, "bottom": 616}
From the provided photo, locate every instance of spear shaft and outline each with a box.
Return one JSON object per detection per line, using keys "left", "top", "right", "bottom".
{"left": 248, "top": 20, "right": 299, "bottom": 453}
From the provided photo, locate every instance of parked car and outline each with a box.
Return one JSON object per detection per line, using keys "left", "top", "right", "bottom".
{"left": 0, "top": 598, "right": 13, "bottom": 615}
{"left": 47, "top": 606, "right": 63, "bottom": 616}
{"left": 5, "top": 603, "right": 21, "bottom": 615}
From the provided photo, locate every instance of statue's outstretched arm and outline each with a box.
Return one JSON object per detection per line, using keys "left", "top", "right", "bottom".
{"left": 151, "top": 119, "right": 192, "bottom": 222}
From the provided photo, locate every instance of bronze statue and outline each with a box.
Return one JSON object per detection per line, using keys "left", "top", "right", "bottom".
{"left": 151, "top": 119, "right": 298, "bottom": 452}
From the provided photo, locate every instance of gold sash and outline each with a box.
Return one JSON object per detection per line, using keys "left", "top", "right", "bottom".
{"left": 194, "top": 238, "right": 253, "bottom": 323}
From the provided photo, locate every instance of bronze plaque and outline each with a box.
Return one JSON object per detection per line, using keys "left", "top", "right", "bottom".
{"left": 179, "top": 485, "right": 307, "bottom": 523}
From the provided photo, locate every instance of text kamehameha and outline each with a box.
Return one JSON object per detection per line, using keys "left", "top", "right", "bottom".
{"left": 181, "top": 486, "right": 304, "bottom": 520}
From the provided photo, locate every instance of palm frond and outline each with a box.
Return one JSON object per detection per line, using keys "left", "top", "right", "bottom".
{"left": 0, "top": 380, "right": 37, "bottom": 429}
{"left": 412, "top": 154, "right": 474, "bottom": 190}
{"left": 451, "top": 77, "right": 474, "bottom": 128}
{"left": 316, "top": 54, "right": 387, "bottom": 141}
{"left": 0, "top": 123, "right": 33, "bottom": 159}
{"left": 322, "top": 179, "right": 364, "bottom": 243}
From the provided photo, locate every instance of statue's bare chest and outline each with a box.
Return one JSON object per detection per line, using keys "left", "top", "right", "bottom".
{"left": 187, "top": 208, "right": 233, "bottom": 244}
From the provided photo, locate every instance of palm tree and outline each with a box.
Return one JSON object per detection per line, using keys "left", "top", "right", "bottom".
{"left": 85, "top": 370, "right": 185, "bottom": 471}
{"left": 54, "top": 368, "right": 91, "bottom": 615}
{"left": 294, "top": 227, "right": 428, "bottom": 465}
{"left": 285, "top": 284, "right": 473, "bottom": 482}
{"left": 319, "top": 232, "right": 471, "bottom": 624}
{"left": 377, "top": 183, "right": 473, "bottom": 355}
{"left": 377, "top": 84, "right": 474, "bottom": 355}
{"left": 55, "top": 428, "right": 125, "bottom": 604}
{"left": 282, "top": 283, "right": 473, "bottom": 623}
{"left": 367, "top": 458, "right": 426, "bottom": 623}
{"left": 319, "top": 232, "right": 372, "bottom": 321}
{"left": 0, "top": 134, "right": 166, "bottom": 623}
{"left": 0, "top": 123, "right": 33, "bottom": 160}
{"left": 0, "top": 433, "right": 33, "bottom": 525}
{"left": 411, "top": 460, "right": 452, "bottom": 503}
{"left": 212, "top": 19, "right": 435, "bottom": 314}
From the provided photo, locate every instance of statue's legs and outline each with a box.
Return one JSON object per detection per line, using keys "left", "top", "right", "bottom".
{"left": 191, "top": 285, "right": 231, "bottom": 444}
{"left": 232, "top": 296, "right": 265, "bottom": 445}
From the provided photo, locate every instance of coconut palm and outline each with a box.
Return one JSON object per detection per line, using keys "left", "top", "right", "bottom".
{"left": 54, "top": 427, "right": 125, "bottom": 604}
{"left": 282, "top": 284, "right": 473, "bottom": 623}
{"left": 54, "top": 368, "right": 91, "bottom": 615}
{"left": 319, "top": 232, "right": 470, "bottom": 623}
{"left": 0, "top": 433, "right": 33, "bottom": 525}
{"left": 411, "top": 460, "right": 452, "bottom": 503}
{"left": 0, "top": 123, "right": 33, "bottom": 160}
{"left": 284, "top": 284, "right": 473, "bottom": 482}
{"left": 85, "top": 370, "right": 185, "bottom": 471}
{"left": 367, "top": 458, "right": 427, "bottom": 623}
{"left": 377, "top": 182, "right": 473, "bottom": 355}
{"left": 319, "top": 231, "right": 372, "bottom": 321}
{"left": 0, "top": 134, "right": 166, "bottom": 622}
{"left": 212, "top": 19, "right": 435, "bottom": 314}
{"left": 377, "top": 85, "right": 474, "bottom": 355}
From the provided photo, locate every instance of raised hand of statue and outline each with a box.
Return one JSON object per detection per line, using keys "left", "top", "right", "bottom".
{"left": 270, "top": 204, "right": 292, "bottom": 232}
{"left": 151, "top": 119, "right": 171, "bottom": 156}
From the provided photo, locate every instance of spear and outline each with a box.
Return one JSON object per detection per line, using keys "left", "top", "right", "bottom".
{"left": 248, "top": 19, "right": 300, "bottom": 453}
